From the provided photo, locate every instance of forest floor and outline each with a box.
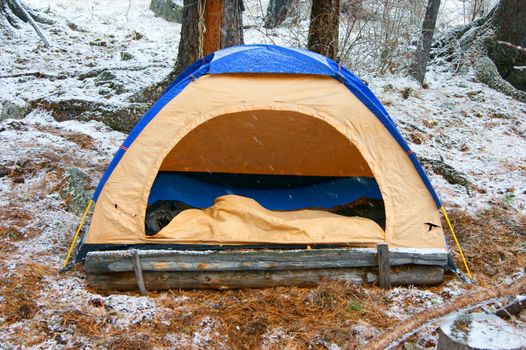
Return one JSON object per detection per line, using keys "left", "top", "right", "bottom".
{"left": 1, "top": 1, "right": 525, "bottom": 349}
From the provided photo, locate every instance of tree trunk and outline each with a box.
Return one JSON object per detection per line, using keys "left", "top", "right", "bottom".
{"left": 410, "top": 0, "right": 441, "bottom": 84}
{"left": 221, "top": 0, "right": 244, "bottom": 48}
{"left": 264, "top": 0, "right": 296, "bottom": 29}
{"left": 134, "top": 0, "right": 244, "bottom": 104}
{"left": 432, "top": 0, "right": 525, "bottom": 101}
{"left": 487, "top": 0, "right": 526, "bottom": 91}
{"left": 172, "top": 0, "right": 201, "bottom": 77}
{"left": 307, "top": 0, "right": 340, "bottom": 60}
{"left": 202, "top": 0, "right": 223, "bottom": 56}
{"left": 492, "top": 0, "right": 526, "bottom": 48}
{"left": 0, "top": 0, "right": 50, "bottom": 46}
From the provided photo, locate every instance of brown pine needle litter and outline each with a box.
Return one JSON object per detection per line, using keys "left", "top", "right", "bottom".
{"left": 360, "top": 276, "right": 526, "bottom": 350}
{"left": 148, "top": 280, "right": 396, "bottom": 349}
{"left": 0, "top": 206, "right": 524, "bottom": 349}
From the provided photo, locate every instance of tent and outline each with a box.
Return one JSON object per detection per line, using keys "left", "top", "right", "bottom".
{"left": 76, "top": 45, "right": 452, "bottom": 288}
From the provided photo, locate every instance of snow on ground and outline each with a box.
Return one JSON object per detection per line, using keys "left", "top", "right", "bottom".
{"left": 366, "top": 69, "right": 526, "bottom": 214}
{"left": 1, "top": 0, "right": 178, "bottom": 105}
{"left": 0, "top": 1, "right": 525, "bottom": 349}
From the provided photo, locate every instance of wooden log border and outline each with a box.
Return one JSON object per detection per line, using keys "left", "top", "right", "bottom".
{"left": 85, "top": 247, "right": 448, "bottom": 273}
{"left": 87, "top": 265, "right": 445, "bottom": 291}
{"left": 84, "top": 247, "right": 447, "bottom": 290}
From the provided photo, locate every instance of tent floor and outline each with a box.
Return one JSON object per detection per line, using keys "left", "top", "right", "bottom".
{"left": 84, "top": 247, "right": 448, "bottom": 291}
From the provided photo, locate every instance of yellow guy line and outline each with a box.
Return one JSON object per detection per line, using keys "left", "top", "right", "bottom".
{"left": 441, "top": 206, "right": 472, "bottom": 280}
{"left": 63, "top": 199, "right": 93, "bottom": 268}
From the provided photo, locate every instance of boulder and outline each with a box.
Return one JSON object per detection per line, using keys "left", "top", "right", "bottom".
{"left": 57, "top": 168, "right": 92, "bottom": 216}
{"left": 0, "top": 100, "right": 29, "bottom": 121}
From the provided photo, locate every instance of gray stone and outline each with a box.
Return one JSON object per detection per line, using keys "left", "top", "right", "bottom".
{"left": 120, "top": 51, "right": 134, "bottom": 61}
{"left": 94, "top": 71, "right": 116, "bottom": 85}
{"left": 0, "top": 100, "right": 29, "bottom": 121}
{"left": 419, "top": 157, "right": 469, "bottom": 187}
{"left": 57, "top": 168, "right": 92, "bottom": 216}
{"left": 0, "top": 165, "right": 8, "bottom": 178}
{"left": 149, "top": 0, "right": 183, "bottom": 23}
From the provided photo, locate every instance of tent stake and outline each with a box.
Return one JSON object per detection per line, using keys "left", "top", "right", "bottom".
{"left": 132, "top": 250, "right": 148, "bottom": 296}
{"left": 62, "top": 199, "right": 93, "bottom": 270}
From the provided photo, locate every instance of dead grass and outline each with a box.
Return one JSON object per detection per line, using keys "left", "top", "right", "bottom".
{"left": 61, "top": 279, "right": 395, "bottom": 349}
{"left": 0, "top": 262, "right": 52, "bottom": 325}
{"left": 1, "top": 207, "right": 524, "bottom": 349}
{"left": 442, "top": 205, "right": 526, "bottom": 285}
{"left": 145, "top": 280, "right": 396, "bottom": 349}
{"left": 35, "top": 125, "right": 95, "bottom": 150}
{"left": 0, "top": 205, "right": 41, "bottom": 241}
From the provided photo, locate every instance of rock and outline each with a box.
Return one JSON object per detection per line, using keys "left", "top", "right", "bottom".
{"left": 66, "top": 21, "right": 85, "bottom": 32}
{"left": 419, "top": 157, "right": 469, "bottom": 188}
{"left": 89, "top": 38, "right": 107, "bottom": 46}
{"left": 0, "top": 165, "right": 8, "bottom": 178}
{"left": 31, "top": 98, "right": 148, "bottom": 132}
{"left": 13, "top": 177, "right": 25, "bottom": 184}
{"left": 437, "top": 312, "right": 526, "bottom": 350}
{"left": 132, "top": 31, "right": 143, "bottom": 40}
{"left": 149, "top": 0, "right": 183, "bottom": 23}
{"left": 401, "top": 87, "right": 413, "bottom": 99}
{"left": 410, "top": 132, "right": 423, "bottom": 145}
{"left": 0, "top": 100, "right": 29, "bottom": 121}
{"left": 120, "top": 51, "right": 133, "bottom": 61}
{"left": 57, "top": 168, "right": 92, "bottom": 216}
{"left": 94, "top": 71, "right": 116, "bottom": 85}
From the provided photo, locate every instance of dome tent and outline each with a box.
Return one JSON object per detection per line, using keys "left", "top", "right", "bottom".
{"left": 77, "top": 45, "right": 454, "bottom": 289}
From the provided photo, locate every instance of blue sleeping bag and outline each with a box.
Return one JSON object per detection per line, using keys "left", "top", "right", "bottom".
{"left": 147, "top": 172, "right": 382, "bottom": 210}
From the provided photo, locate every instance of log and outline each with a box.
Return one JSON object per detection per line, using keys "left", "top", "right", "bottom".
{"left": 437, "top": 312, "right": 526, "bottom": 350}
{"left": 377, "top": 243, "right": 391, "bottom": 289}
{"left": 494, "top": 295, "right": 526, "bottom": 318}
{"left": 84, "top": 248, "right": 448, "bottom": 273}
{"left": 86, "top": 265, "right": 444, "bottom": 291}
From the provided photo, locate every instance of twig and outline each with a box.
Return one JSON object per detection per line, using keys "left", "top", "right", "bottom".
{"left": 497, "top": 40, "right": 526, "bottom": 53}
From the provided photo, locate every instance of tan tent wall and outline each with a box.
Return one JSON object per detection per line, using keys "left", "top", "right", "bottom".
{"left": 86, "top": 74, "right": 445, "bottom": 249}
{"left": 159, "top": 110, "right": 374, "bottom": 177}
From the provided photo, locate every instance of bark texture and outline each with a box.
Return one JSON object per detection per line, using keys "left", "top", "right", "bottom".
{"left": 488, "top": 0, "right": 526, "bottom": 91}
{"left": 221, "top": 0, "right": 244, "bottom": 48}
{"left": 202, "top": 0, "right": 223, "bottom": 56}
{"left": 264, "top": 0, "right": 297, "bottom": 29}
{"left": 433, "top": 0, "right": 526, "bottom": 102}
{"left": 134, "top": 0, "right": 245, "bottom": 105}
{"left": 173, "top": 0, "right": 201, "bottom": 77}
{"left": 410, "top": 0, "right": 441, "bottom": 84}
{"left": 307, "top": 0, "right": 340, "bottom": 60}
